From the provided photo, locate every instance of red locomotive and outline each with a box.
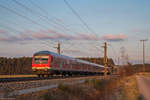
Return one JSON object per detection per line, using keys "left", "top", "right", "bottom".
{"left": 32, "top": 51, "right": 106, "bottom": 77}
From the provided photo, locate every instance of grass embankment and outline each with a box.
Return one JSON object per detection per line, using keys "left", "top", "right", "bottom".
{"left": 0, "top": 75, "right": 37, "bottom": 78}
{"left": 137, "top": 72, "right": 150, "bottom": 77}
{"left": 119, "top": 75, "right": 140, "bottom": 100}
{"left": 15, "top": 75, "right": 140, "bottom": 100}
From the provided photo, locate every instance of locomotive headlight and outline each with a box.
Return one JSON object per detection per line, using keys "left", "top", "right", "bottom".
{"left": 32, "top": 68, "right": 36, "bottom": 72}
{"left": 44, "top": 68, "right": 48, "bottom": 71}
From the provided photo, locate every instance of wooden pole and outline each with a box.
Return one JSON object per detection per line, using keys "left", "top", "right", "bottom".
{"left": 104, "top": 42, "right": 107, "bottom": 77}
{"left": 57, "top": 42, "right": 60, "bottom": 55}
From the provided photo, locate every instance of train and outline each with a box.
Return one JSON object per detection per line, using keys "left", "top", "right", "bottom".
{"left": 32, "top": 51, "right": 109, "bottom": 77}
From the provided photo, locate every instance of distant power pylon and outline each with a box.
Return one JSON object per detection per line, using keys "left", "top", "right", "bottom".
{"left": 140, "top": 39, "right": 148, "bottom": 71}
{"left": 126, "top": 54, "right": 129, "bottom": 65}
{"left": 118, "top": 57, "right": 120, "bottom": 66}
{"left": 120, "top": 47, "right": 125, "bottom": 66}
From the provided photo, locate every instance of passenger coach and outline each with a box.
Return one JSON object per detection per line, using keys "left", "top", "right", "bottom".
{"left": 32, "top": 51, "right": 105, "bottom": 77}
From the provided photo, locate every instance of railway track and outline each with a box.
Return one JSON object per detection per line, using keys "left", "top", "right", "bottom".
{"left": 0, "top": 75, "right": 119, "bottom": 98}
{"left": 0, "top": 74, "right": 107, "bottom": 83}
{"left": 0, "top": 77, "right": 52, "bottom": 83}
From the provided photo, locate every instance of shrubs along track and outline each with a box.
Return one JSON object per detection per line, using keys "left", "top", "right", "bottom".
{"left": 43, "top": 78, "right": 120, "bottom": 100}
{"left": 43, "top": 76, "right": 139, "bottom": 100}
{"left": 14, "top": 75, "right": 140, "bottom": 100}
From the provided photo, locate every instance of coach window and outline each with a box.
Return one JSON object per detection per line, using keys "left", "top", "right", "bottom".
{"left": 51, "top": 56, "right": 53, "bottom": 62}
{"left": 64, "top": 60, "right": 65, "bottom": 65}
{"left": 66, "top": 60, "right": 69, "bottom": 64}
{"left": 55, "top": 57, "right": 57, "bottom": 64}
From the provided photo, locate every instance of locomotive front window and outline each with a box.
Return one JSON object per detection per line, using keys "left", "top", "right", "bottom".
{"left": 34, "top": 56, "right": 49, "bottom": 64}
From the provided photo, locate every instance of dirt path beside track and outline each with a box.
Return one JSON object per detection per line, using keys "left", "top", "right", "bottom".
{"left": 136, "top": 75, "right": 150, "bottom": 100}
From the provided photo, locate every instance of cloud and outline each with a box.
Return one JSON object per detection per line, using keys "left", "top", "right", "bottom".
{"left": 101, "top": 34, "right": 127, "bottom": 41}
{"left": 0, "top": 37, "right": 6, "bottom": 41}
{"left": 76, "top": 33, "right": 99, "bottom": 40}
{"left": 0, "top": 36, "right": 21, "bottom": 42}
{"left": 31, "top": 30, "right": 100, "bottom": 40}
{"left": 0, "top": 29, "right": 102, "bottom": 42}
{"left": 63, "top": 50, "right": 81, "bottom": 53}
{"left": 32, "top": 33, "right": 100, "bottom": 40}
{"left": 20, "top": 32, "right": 33, "bottom": 41}
{"left": 31, "top": 29, "right": 74, "bottom": 40}
{"left": 63, "top": 49, "right": 89, "bottom": 55}
{"left": 0, "top": 29, "right": 7, "bottom": 34}
{"left": 32, "top": 33, "right": 54, "bottom": 40}
{"left": 131, "top": 29, "right": 150, "bottom": 33}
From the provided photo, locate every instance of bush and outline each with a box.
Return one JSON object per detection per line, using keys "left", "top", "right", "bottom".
{"left": 84, "top": 79, "right": 90, "bottom": 84}
{"left": 44, "top": 93, "right": 53, "bottom": 100}
{"left": 58, "top": 83, "right": 71, "bottom": 92}
{"left": 85, "top": 79, "right": 108, "bottom": 91}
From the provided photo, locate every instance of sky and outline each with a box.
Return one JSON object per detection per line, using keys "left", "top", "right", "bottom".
{"left": 0, "top": 0, "right": 150, "bottom": 64}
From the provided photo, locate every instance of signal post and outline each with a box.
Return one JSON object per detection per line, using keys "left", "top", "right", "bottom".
{"left": 104, "top": 42, "right": 107, "bottom": 77}
{"left": 57, "top": 42, "right": 61, "bottom": 55}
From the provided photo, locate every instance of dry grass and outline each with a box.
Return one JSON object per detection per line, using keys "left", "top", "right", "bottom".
{"left": 14, "top": 75, "right": 141, "bottom": 100}
{"left": 118, "top": 75, "right": 140, "bottom": 100}
{"left": 0, "top": 75, "right": 37, "bottom": 78}
{"left": 136, "top": 72, "right": 150, "bottom": 77}
{"left": 15, "top": 78, "right": 120, "bottom": 100}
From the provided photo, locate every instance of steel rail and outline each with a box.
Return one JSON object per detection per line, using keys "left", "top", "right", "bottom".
{"left": 0, "top": 74, "right": 111, "bottom": 83}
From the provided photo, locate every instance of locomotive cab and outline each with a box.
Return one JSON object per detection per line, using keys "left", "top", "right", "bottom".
{"left": 32, "top": 52, "right": 51, "bottom": 75}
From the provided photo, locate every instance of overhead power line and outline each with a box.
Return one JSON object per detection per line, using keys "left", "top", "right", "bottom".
{"left": 12, "top": 0, "right": 55, "bottom": 29}
{"left": 0, "top": 24, "right": 21, "bottom": 34}
{"left": 13, "top": 0, "right": 81, "bottom": 36}
{"left": 0, "top": 23, "right": 56, "bottom": 49}
{"left": 109, "top": 43, "right": 118, "bottom": 64}
{"left": 28, "top": 0, "right": 83, "bottom": 36}
{"left": 109, "top": 43, "right": 117, "bottom": 58}
{"left": 29, "top": 0, "right": 50, "bottom": 16}
{"left": 64, "top": 0, "right": 98, "bottom": 36}
{"left": 0, "top": 4, "right": 50, "bottom": 30}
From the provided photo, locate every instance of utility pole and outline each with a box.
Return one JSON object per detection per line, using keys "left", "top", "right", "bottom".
{"left": 140, "top": 39, "right": 148, "bottom": 72}
{"left": 94, "top": 58, "right": 97, "bottom": 64}
{"left": 57, "top": 42, "right": 61, "bottom": 55}
{"left": 104, "top": 42, "right": 107, "bottom": 77}
{"left": 126, "top": 54, "right": 129, "bottom": 65}
{"left": 118, "top": 57, "right": 120, "bottom": 74}
{"left": 54, "top": 42, "right": 61, "bottom": 54}
{"left": 118, "top": 57, "right": 120, "bottom": 66}
{"left": 120, "top": 47, "right": 125, "bottom": 66}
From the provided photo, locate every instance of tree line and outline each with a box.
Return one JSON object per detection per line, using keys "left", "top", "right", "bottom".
{"left": 0, "top": 57, "right": 32, "bottom": 75}
{"left": 0, "top": 57, "right": 114, "bottom": 75}
{"left": 1, "top": 56, "right": 149, "bottom": 75}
